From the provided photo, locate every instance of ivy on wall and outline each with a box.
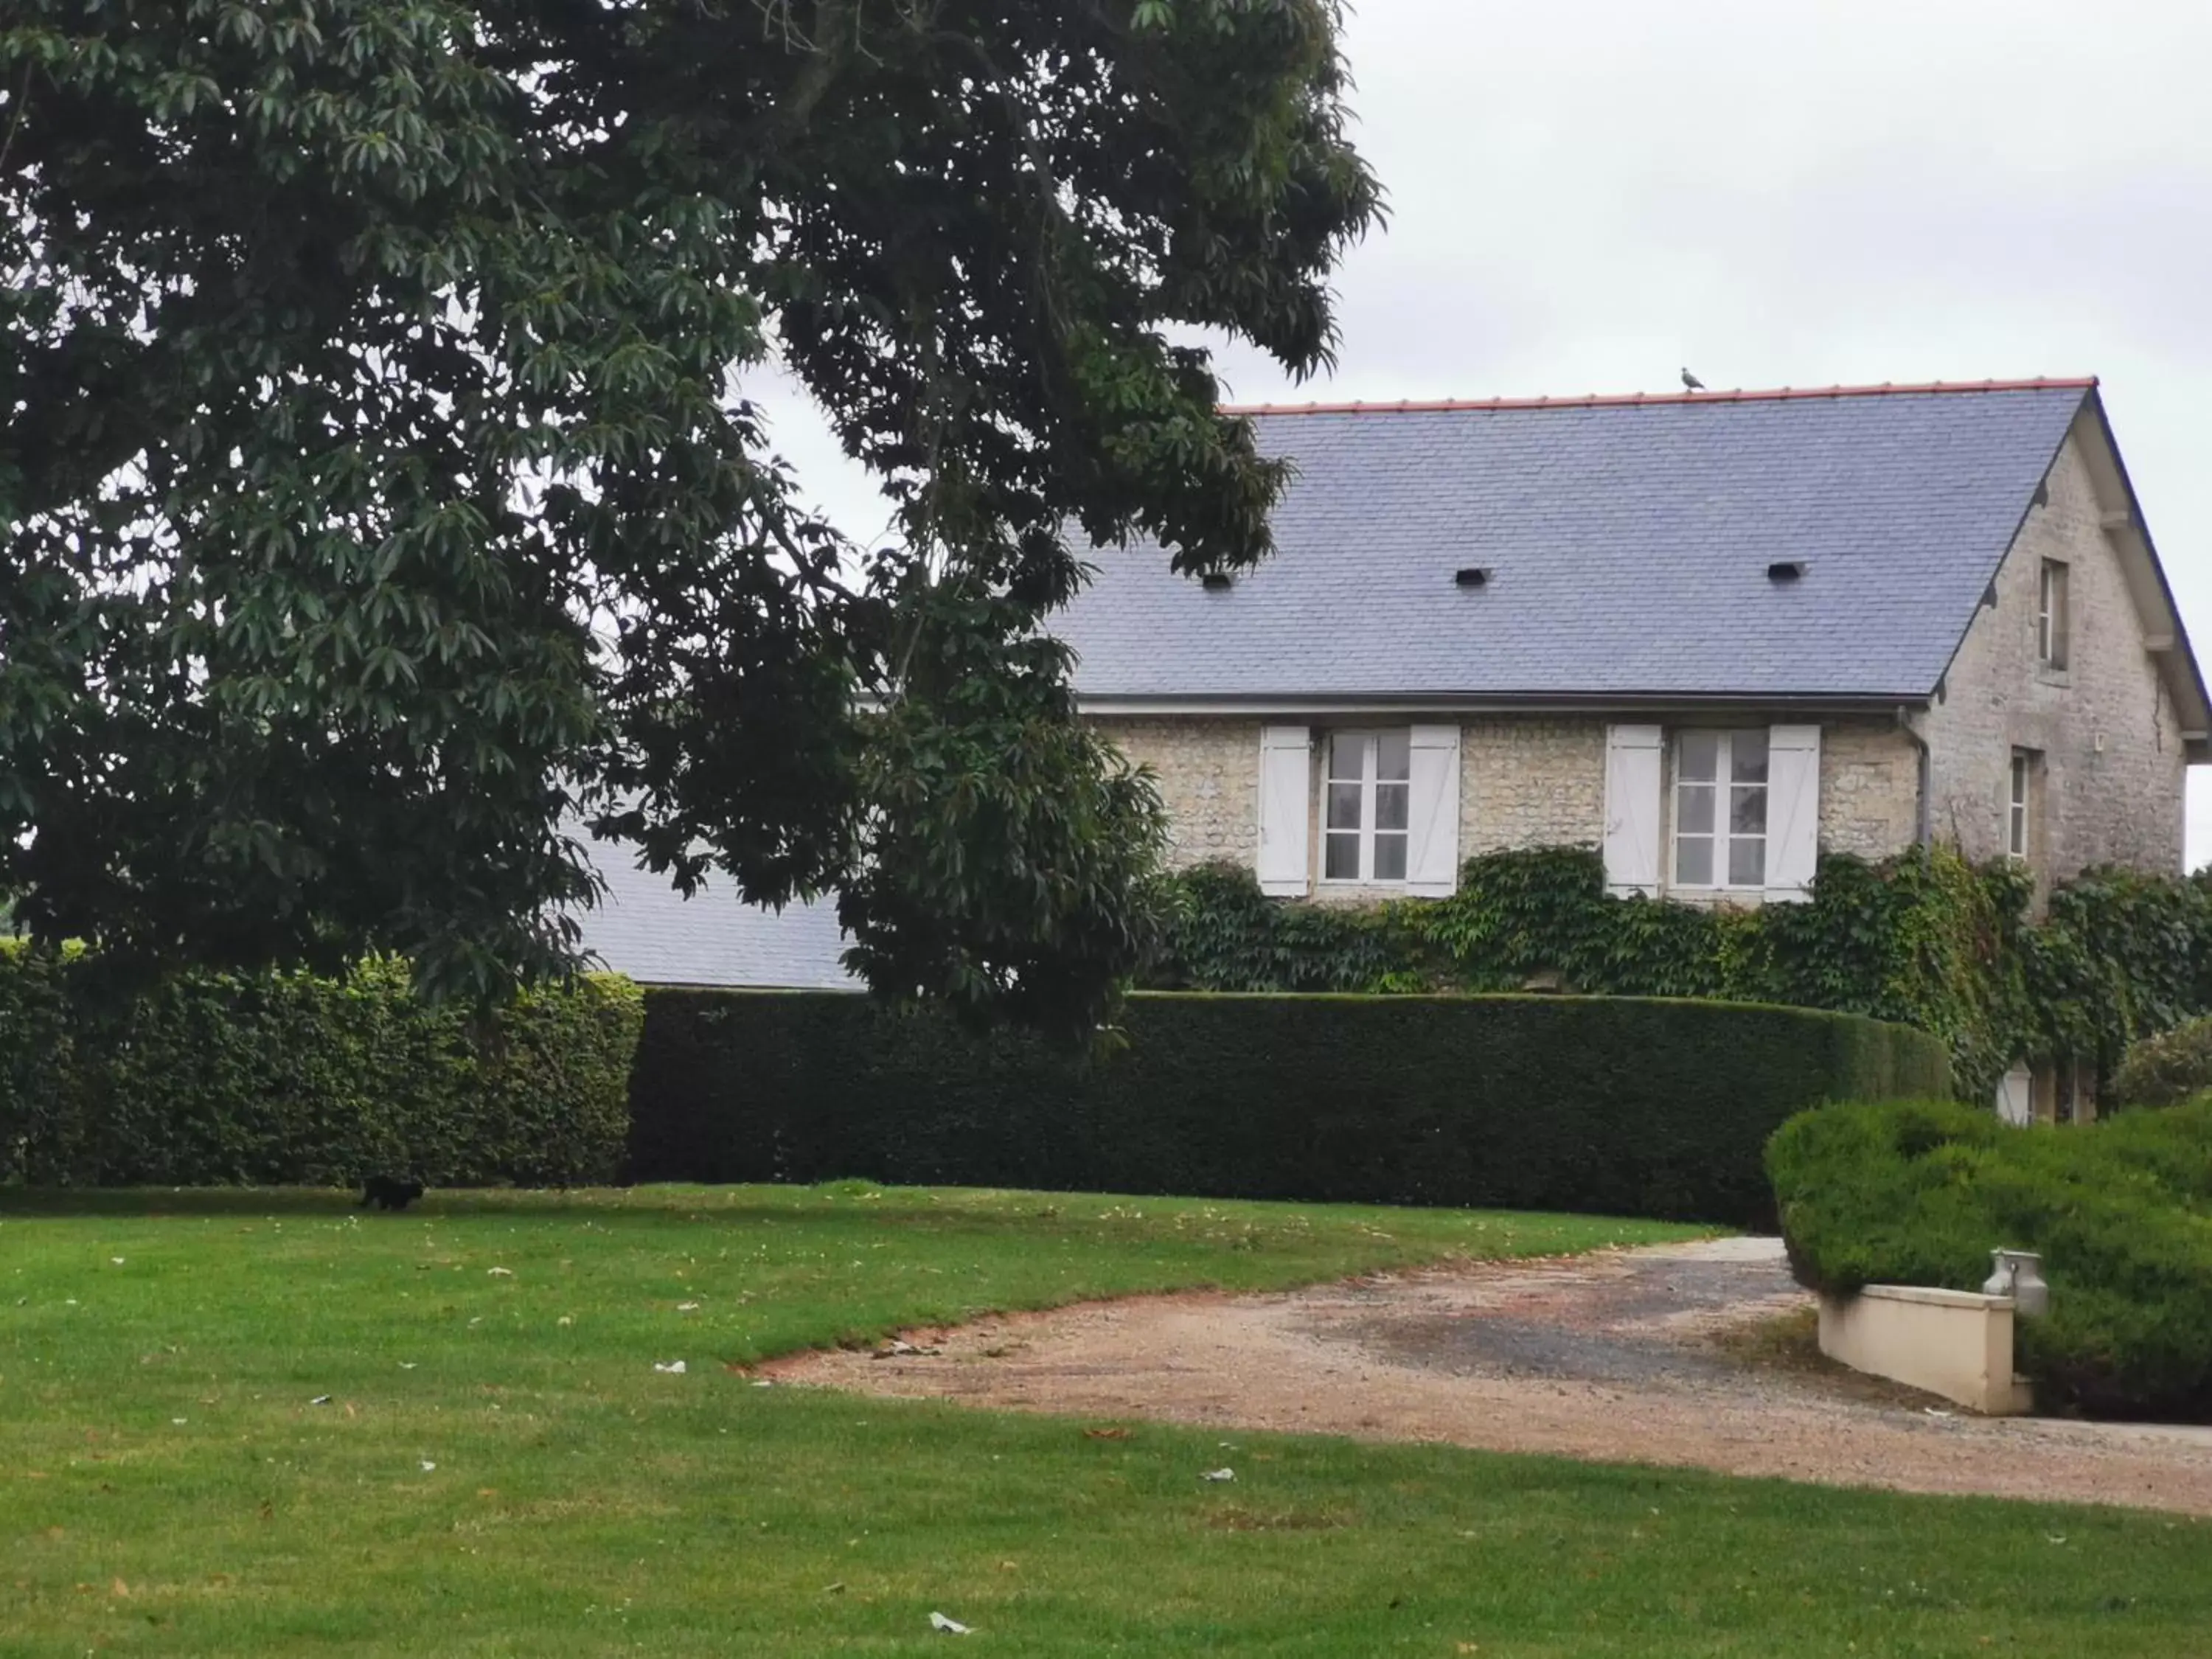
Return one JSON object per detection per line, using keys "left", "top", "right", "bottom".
{"left": 1144, "top": 847, "right": 2212, "bottom": 1102}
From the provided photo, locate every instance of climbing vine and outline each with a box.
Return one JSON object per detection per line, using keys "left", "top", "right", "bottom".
{"left": 1144, "top": 847, "right": 2212, "bottom": 1102}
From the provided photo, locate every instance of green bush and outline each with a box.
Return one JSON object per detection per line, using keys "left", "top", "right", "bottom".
{"left": 1767, "top": 1096, "right": 2212, "bottom": 1417}
{"left": 629, "top": 990, "right": 1948, "bottom": 1224}
{"left": 1149, "top": 851, "right": 2031, "bottom": 1092}
{"left": 2110, "top": 1016, "right": 2212, "bottom": 1110}
{"left": 0, "top": 947, "right": 85, "bottom": 1184}
{"left": 0, "top": 949, "right": 643, "bottom": 1188}
{"left": 1150, "top": 851, "right": 2212, "bottom": 1106}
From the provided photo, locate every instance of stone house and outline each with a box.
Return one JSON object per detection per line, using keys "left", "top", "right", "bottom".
{"left": 579, "top": 377, "right": 2205, "bottom": 1115}
{"left": 1056, "top": 379, "right": 2204, "bottom": 908}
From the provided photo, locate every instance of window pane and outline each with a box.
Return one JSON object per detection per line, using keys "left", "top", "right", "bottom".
{"left": 1374, "top": 729, "right": 1411, "bottom": 782}
{"left": 1730, "top": 729, "right": 1769, "bottom": 784}
{"left": 2010, "top": 805, "right": 2026, "bottom": 858}
{"left": 1324, "top": 832, "right": 1360, "bottom": 880}
{"left": 1374, "top": 782, "right": 1409, "bottom": 832}
{"left": 1676, "top": 835, "right": 1713, "bottom": 886}
{"left": 1326, "top": 733, "right": 1365, "bottom": 783}
{"left": 1730, "top": 782, "right": 1767, "bottom": 836}
{"left": 1326, "top": 782, "right": 1363, "bottom": 831}
{"left": 1373, "top": 832, "right": 1408, "bottom": 882}
{"left": 1679, "top": 730, "right": 1719, "bottom": 782}
{"left": 1676, "top": 782, "right": 1714, "bottom": 836}
{"left": 1729, "top": 835, "right": 1766, "bottom": 888}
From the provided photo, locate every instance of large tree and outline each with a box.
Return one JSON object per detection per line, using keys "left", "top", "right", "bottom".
{"left": 0, "top": 0, "right": 1377, "bottom": 1038}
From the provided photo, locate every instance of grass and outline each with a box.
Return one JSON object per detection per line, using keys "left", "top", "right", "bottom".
{"left": 2, "top": 1184, "right": 2207, "bottom": 1656}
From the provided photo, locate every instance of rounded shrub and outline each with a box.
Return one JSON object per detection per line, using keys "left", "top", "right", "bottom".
{"left": 2110, "top": 1015, "right": 2212, "bottom": 1109}
{"left": 1769, "top": 1096, "right": 2212, "bottom": 1419}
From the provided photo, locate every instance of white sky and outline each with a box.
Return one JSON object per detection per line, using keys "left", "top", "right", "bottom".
{"left": 751, "top": 0, "right": 2212, "bottom": 867}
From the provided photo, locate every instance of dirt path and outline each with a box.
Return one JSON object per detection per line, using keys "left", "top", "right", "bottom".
{"left": 768, "top": 1237, "right": 2212, "bottom": 1515}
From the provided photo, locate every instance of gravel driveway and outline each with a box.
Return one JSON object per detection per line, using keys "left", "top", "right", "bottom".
{"left": 768, "top": 1237, "right": 2212, "bottom": 1515}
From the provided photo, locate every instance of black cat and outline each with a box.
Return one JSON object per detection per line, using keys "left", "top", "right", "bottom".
{"left": 359, "top": 1175, "right": 425, "bottom": 1212}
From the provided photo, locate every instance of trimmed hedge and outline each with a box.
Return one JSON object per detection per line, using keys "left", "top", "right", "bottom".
{"left": 1767, "top": 1096, "right": 2212, "bottom": 1418}
{"left": 628, "top": 990, "right": 1950, "bottom": 1224}
{"left": 1150, "top": 850, "right": 2212, "bottom": 1105}
{"left": 0, "top": 950, "right": 644, "bottom": 1188}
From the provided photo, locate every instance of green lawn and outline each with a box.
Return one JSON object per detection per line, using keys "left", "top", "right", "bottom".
{"left": 2, "top": 1185, "right": 2206, "bottom": 1656}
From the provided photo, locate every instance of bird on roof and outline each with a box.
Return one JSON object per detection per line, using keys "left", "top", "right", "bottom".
{"left": 1680, "top": 367, "right": 1706, "bottom": 391}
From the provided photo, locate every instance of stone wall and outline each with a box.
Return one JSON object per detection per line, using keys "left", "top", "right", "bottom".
{"left": 1096, "top": 712, "right": 1926, "bottom": 892}
{"left": 1818, "top": 720, "right": 1921, "bottom": 861}
{"left": 1919, "top": 427, "right": 2187, "bottom": 880}
{"left": 1091, "top": 716, "right": 1263, "bottom": 872}
{"left": 1459, "top": 718, "right": 1608, "bottom": 855}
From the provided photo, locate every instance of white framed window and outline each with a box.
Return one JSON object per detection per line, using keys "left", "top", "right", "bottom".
{"left": 1322, "top": 729, "right": 1411, "bottom": 883}
{"left": 2008, "top": 751, "right": 2032, "bottom": 860}
{"left": 2037, "top": 560, "right": 2070, "bottom": 669}
{"left": 1673, "top": 728, "right": 1770, "bottom": 891}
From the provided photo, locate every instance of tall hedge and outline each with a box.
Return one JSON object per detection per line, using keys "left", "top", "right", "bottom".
{"left": 0, "top": 950, "right": 644, "bottom": 1188}
{"left": 629, "top": 990, "right": 1948, "bottom": 1223}
{"left": 1148, "top": 849, "right": 2212, "bottom": 1103}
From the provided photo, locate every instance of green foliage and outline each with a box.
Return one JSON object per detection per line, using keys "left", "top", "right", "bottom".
{"left": 1150, "top": 848, "right": 2212, "bottom": 1102}
{"left": 1142, "top": 863, "right": 1411, "bottom": 991}
{"left": 1767, "top": 1096, "right": 2212, "bottom": 1417}
{"left": 0, "top": 0, "right": 1378, "bottom": 1038}
{"left": 628, "top": 989, "right": 1947, "bottom": 1225}
{"left": 2021, "top": 867, "right": 2212, "bottom": 1079}
{"left": 0, "top": 942, "right": 83, "bottom": 1180}
{"left": 0, "top": 948, "right": 641, "bottom": 1186}
{"left": 840, "top": 599, "right": 1168, "bottom": 1046}
{"left": 2111, "top": 1015, "right": 2212, "bottom": 1110}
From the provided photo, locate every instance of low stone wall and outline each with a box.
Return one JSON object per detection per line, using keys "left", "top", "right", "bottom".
{"left": 1818, "top": 1284, "right": 2031, "bottom": 1415}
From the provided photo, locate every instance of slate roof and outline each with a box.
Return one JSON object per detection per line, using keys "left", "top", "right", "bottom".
{"left": 576, "top": 844, "right": 855, "bottom": 989}
{"left": 1052, "top": 380, "right": 2096, "bottom": 703}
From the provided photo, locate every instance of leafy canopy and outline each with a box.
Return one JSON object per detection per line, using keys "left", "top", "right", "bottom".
{"left": 0, "top": 0, "right": 1378, "bottom": 1038}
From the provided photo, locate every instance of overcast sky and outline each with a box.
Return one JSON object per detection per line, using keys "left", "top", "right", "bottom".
{"left": 753, "top": 0, "right": 2212, "bottom": 866}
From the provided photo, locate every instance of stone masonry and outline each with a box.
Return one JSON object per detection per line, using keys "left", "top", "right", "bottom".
{"left": 1092, "top": 717, "right": 1263, "bottom": 872}
{"left": 1813, "top": 720, "right": 1921, "bottom": 863}
{"left": 1458, "top": 718, "right": 1607, "bottom": 855}
{"left": 1097, "top": 711, "right": 1926, "bottom": 890}
{"left": 1919, "top": 428, "right": 2186, "bottom": 880}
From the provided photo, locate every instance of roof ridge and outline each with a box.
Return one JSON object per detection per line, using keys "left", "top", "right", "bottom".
{"left": 1221, "top": 377, "right": 2098, "bottom": 417}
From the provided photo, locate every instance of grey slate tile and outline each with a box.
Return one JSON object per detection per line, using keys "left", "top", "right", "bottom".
{"left": 1052, "top": 387, "right": 2085, "bottom": 700}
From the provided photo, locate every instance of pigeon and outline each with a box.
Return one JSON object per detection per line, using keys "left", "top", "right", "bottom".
{"left": 1680, "top": 366, "right": 1706, "bottom": 391}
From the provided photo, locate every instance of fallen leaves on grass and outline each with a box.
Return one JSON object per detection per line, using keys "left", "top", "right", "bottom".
{"left": 1206, "top": 1505, "right": 1351, "bottom": 1532}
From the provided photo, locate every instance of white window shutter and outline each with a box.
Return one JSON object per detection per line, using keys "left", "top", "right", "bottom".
{"left": 1256, "top": 726, "right": 1312, "bottom": 897}
{"left": 1406, "top": 723, "right": 1463, "bottom": 897}
{"left": 1602, "top": 725, "right": 1663, "bottom": 897}
{"left": 1764, "top": 724, "right": 1822, "bottom": 903}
